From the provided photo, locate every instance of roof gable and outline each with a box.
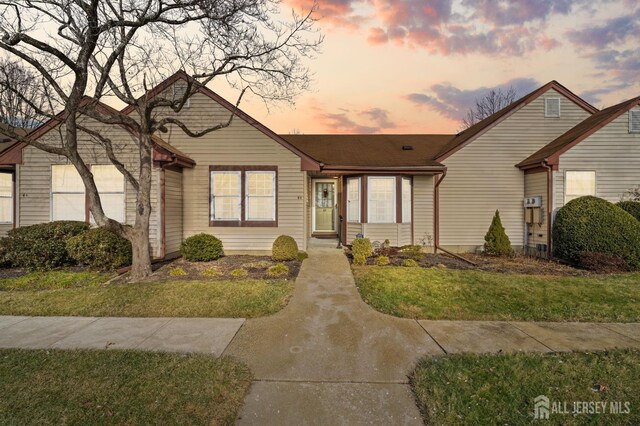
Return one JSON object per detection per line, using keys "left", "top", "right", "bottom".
{"left": 435, "top": 81, "right": 598, "bottom": 162}
{"left": 517, "top": 96, "right": 640, "bottom": 169}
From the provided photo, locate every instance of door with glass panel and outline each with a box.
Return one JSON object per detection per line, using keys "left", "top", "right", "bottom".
{"left": 314, "top": 181, "right": 335, "bottom": 232}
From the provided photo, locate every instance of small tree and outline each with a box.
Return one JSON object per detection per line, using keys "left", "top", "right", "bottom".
{"left": 484, "top": 210, "right": 512, "bottom": 256}
{"left": 462, "top": 86, "right": 518, "bottom": 129}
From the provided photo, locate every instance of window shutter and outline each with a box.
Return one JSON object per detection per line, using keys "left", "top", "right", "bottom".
{"left": 172, "top": 83, "right": 190, "bottom": 108}
{"left": 629, "top": 110, "right": 640, "bottom": 133}
{"left": 545, "top": 98, "right": 560, "bottom": 117}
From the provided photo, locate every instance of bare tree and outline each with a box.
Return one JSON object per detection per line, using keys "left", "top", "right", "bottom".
{"left": 461, "top": 86, "right": 518, "bottom": 129}
{"left": 0, "top": 0, "right": 321, "bottom": 280}
{"left": 0, "top": 58, "right": 45, "bottom": 129}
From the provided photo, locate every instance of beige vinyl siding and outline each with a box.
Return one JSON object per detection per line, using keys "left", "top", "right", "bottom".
{"left": 524, "top": 171, "right": 547, "bottom": 249}
{"left": 159, "top": 91, "right": 305, "bottom": 252}
{"left": 17, "top": 117, "right": 162, "bottom": 257}
{"left": 0, "top": 224, "right": 12, "bottom": 236}
{"left": 554, "top": 107, "right": 640, "bottom": 209}
{"left": 361, "top": 223, "right": 411, "bottom": 246}
{"left": 164, "top": 169, "right": 183, "bottom": 256}
{"left": 346, "top": 222, "right": 362, "bottom": 244}
{"left": 440, "top": 89, "right": 592, "bottom": 252}
{"left": 413, "top": 175, "right": 434, "bottom": 249}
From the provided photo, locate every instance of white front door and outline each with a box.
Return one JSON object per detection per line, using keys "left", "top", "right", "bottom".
{"left": 313, "top": 180, "right": 336, "bottom": 233}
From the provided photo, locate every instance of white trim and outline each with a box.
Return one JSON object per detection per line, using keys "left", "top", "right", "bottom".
{"left": 346, "top": 177, "right": 361, "bottom": 223}
{"left": 367, "top": 176, "right": 396, "bottom": 224}
{"left": 245, "top": 170, "right": 276, "bottom": 221}
{"left": 544, "top": 97, "right": 561, "bottom": 118}
{"left": 311, "top": 178, "right": 337, "bottom": 233}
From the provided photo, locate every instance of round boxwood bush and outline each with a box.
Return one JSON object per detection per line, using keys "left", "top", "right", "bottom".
{"left": 616, "top": 201, "right": 640, "bottom": 221}
{"left": 272, "top": 235, "right": 299, "bottom": 261}
{"left": 180, "top": 233, "right": 224, "bottom": 262}
{"left": 66, "top": 227, "right": 132, "bottom": 271}
{"left": 0, "top": 221, "right": 90, "bottom": 270}
{"left": 552, "top": 196, "right": 640, "bottom": 269}
{"left": 352, "top": 238, "right": 373, "bottom": 259}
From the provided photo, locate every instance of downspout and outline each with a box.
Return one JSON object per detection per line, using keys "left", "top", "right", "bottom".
{"left": 542, "top": 161, "right": 553, "bottom": 258}
{"left": 433, "top": 169, "right": 477, "bottom": 266}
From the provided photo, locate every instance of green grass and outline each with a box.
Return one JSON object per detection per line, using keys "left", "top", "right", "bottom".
{"left": 0, "top": 279, "right": 294, "bottom": 318}
{"left": 412, "top": 350, "right": 640, "bottom": 425}
{"left": 0, "top": 271, "right": 111, "bottom": 291}
{"left": 353, "top": 266, "right": 640, "bottom": 322}
{"left": 0, "top": 348, "right": 251, "bottom": 425}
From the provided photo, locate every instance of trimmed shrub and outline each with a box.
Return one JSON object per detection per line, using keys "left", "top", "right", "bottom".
{"left": 230, "top": 268, "right": 249, "bottom": 278}
{"left": 0, "top": 221, "right": 90, "bottom": 270}
{"left": 400, "top": 245, "right": 424, "bottom": 261}
{"left": 180, "top": 234, "right": 223, "bottom": 262}
{"left": 353, "top": 254, "right": 367, "bottom": 266}
{"left": 66, "top": 227, "right": 132, "bottom": 271}
{"left": 297, "top": 251, "right": 309, "bottom": 261}
{"left": 375, "top": 255, "right": 390, "bottom": 266}
{"left": 352, "top": 238, "right": 373, "bottom": 259}
{"left": 402, "top": 258, "right": 419, "bottom": 267}
{"left": 272, "top": 235, "right": 299, "bottom": 261}
{"left": 617, "top": 201, "right": 640, "bottom": 221}
{"left": 484, "top": 210, "right": 513, "bottom": 256}
{"left": 580, "top": 252, "right": 630, "bottom": 274}
{"left": 553, "top": 196, "right": 640, "bottom": 268}
{"left": 267, "top": 263, "right": 289, "bottom": 278}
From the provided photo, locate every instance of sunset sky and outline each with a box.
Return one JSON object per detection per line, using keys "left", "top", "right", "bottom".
{"left": 216, "top": 0, "right": 639, "bottom": 135}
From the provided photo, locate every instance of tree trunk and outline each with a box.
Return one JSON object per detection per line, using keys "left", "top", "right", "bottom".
{"left": 130, "top": 225, "right": 152, "bottom": 281}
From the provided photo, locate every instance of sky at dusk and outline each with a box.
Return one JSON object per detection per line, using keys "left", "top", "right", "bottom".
{"left": 213, "top": 0, "right": 639, "bottom": 135}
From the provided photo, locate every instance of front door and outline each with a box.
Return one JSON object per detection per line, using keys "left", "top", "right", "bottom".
{"left": 313, "top": 181, "right": 336, "bottom": 232}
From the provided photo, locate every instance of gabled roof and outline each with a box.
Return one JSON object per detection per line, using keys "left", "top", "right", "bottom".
{"left": 435, "top": 81, "right": 599, "bottom": 162}
{"left": 517, "top": 96, "right": 640, "bottom": 169}
{"left": 281, "top": 134, "right": 452, "bottom": 172}
{"left": 121, "top": 70, "right": 320, "bottom": 171}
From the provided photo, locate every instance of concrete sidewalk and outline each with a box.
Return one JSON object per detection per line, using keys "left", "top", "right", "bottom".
{"left": 0, "top": 316, "right": 244, "bottom": 355}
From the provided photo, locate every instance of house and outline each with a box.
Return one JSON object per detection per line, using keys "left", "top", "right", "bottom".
{"left": 0, "top": 71, "right": 638, "bottom": 258}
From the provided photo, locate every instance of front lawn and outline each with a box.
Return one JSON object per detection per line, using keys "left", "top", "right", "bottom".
{"left": 353, "top": 266, "right": 640, "bottom": 322}
{"left": 0, "top": 278, "right": 294, "bottom": 318}
{"left": 412, "top": 350, "right": 640, "bottom": 425}
{"left": 0, "top": 348, "right": 251, "bottom": 425}
{"left": 0, "top": 270, "right": 111, "bottom": 291}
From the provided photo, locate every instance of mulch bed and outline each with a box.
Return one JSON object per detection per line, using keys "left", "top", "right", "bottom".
{"left": 346, "top": 246, "right": 590, "bottom": 276}
{"left": 140, "top": 255, "right": 302, "bottom": 282}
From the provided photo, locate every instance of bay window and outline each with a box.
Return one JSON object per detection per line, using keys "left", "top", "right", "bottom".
{"left": 51, "top": 165, "right": 86, "bottom": 221}
{"left": 402, "top": 177, "right": 412, "bottom": 223}
{"left": 210, "top": 166, "right": 277, "bottom": 226}
{"left": 346, "top": 177, "right": 360, "bottom": 222}
{"left": 0, "top": 173, "right": 12, "bottom": 224}
{"left": 565, "top": 171, "right": 595, "bottom": 203}
{"left": 367, "top": 176, "right": 396, "bottom": 223}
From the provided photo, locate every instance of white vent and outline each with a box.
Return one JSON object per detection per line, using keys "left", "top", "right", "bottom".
{"left": 630, "top": 110, "right": 640, "bottom": 133}
{"left": 545, "top": 98, "right": 561, "bottom": 117}
{"left": 172, "top": 83, "right": 190, "bottom": 108}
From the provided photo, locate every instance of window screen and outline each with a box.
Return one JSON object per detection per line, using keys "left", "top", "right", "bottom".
{"left": 565, "top": 171, "right": 595, "bottom": 202}
{"left": 402, "top": 177, "right": 412, "bottom": 223}
{"left": 368, "top": 177, "right": 395, "bottom": 223}
{"left": 51, "top": 165, "right": 85, "bottom": 221}
{"left": 346, "top": 177, "right": 360, "bottom": 222}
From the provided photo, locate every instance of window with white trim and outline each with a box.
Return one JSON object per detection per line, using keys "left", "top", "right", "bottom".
{"left": 246, "top": 171, "right": 276, "bottom": 221}
{"left": 0, "top": 173, "right": 12, "bottom": 224}
{"left": 210, "top": 171, "right": 242, "bottom": 221}
{"left": 630, "top": 110, "right": 640, "bottom": 133}
{"left": 91, "top": 165, "right": 125, "bottom": 223}
{"left": 51, "top": 165, "right": 85, "bottom": 221}
{"left": 545, "top": 98, "right": 561, "bottom": 118}
{"left": 565, "top": 171, "right": 595, "bottom": 203}
{"left": 346, "top": 177, "right": 360, "bottom": 222}
{"left": 402, "top": 177, "right": 412, "bottom": 223}
{"left": 367, "top": 176, "right": 395, "bottom": 223}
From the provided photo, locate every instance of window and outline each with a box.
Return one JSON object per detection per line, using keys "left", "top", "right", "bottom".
{"left": 367, "top": 177, "right": 395, "bottom": 223}
{"left": 346, "top": 177, "right": 360, "bottom": 222}
{"left": 630, "top": 110, "right": 640, "bottom": 133}
{"left": 51, "top": 165, "right": 85, "bottom": 221}
{"left": 209, "top": 166, "right": 277, "bottom": 226}
{"left": 92, "top": 165, "right": 125, "bottom": 223}
{"left": 0, "top": 173, "right": 12, "bottom": 224}
{"left": 402, "top": 177, "right": 412, "bottom": 223}
{"left": 545, "top": 98, "right": 561, "bottom": 118}
{"left": 565, "top": 171, "right": 595, "bottom": 202}
{"left": 246, "top": 171, "right": 276, "bottom": 221}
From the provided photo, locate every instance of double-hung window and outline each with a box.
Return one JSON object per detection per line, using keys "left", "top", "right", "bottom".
{"left": 402, "top": 177, "right": 412, "bottom": 223}
{"left": 92, "top": 165, "right": 125, "bottom": 223}
{"left": 367, "top": 176, "right": 396, "bottom": 223}
{"left": 565, "top": 171, "right": 595, "bottom": 203}
{"left": 210, "top": 166, "right": 277, "bottom": 226}
{"left": 0, "top": 173, "right": 12, "bottom": 224}
{"left": 346, "top": 177, "right": 360, "bottom": 222}
{"left": 51, "top": 165, "right": 86, "bottom": 221}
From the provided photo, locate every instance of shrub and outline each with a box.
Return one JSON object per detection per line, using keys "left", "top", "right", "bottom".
{"left": 484, "top": 210, "right": 513, "bottom": 256}
{"left": 353, "top": 254, "right": 367, "bottom": 266}
{"left": 180, "top": 234, "right": 223, "bottom": 262}
{"left": 617, "top": 201, "right": 640, "bottom": 221}
{"left": 169, "top": 267, "right": 187, "bottom": 277}
{"left": 272, "top": 235, "right": 299, "bottom": 261}
{"left": 0, "top": 221, "right": 90, "bottom": 270}
{"left": 66, "top": 227, "right": 132, "bottom": 271}
{"left": 580, "top": 252, "right": 630, "bottom": 274}
{"left": 267, "top": 263, "right": 289, "bottom": 278}
{"left": 230, "top": 268, "right": 249, "bottom": 278}
{"left": 400, "top": 245, "right": 424, "bottom": 261}
{"left": 297, "top": 251, "right": 309, "bottom": 261}
{"left": 202, "top": 267, "right": 221, "bottom": 277}
{"left": 375, "top": 255, "right": 390, "bottom": 266}
{"left": 402, "top": 259, "right": 419, "bottom": 267}
{"left": 352, "top": 238, "right": 373, "bottom": 259}
{"left": 553, "top": 196, "right": 640, "bottom": 268}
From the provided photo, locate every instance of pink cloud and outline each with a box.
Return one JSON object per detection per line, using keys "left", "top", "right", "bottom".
{"left": 309, "top": 102, "right": 399, "bottom": 133}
